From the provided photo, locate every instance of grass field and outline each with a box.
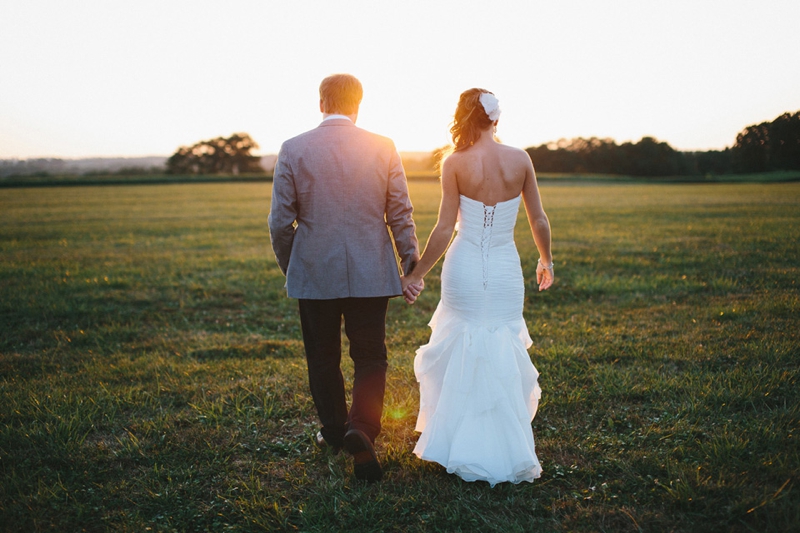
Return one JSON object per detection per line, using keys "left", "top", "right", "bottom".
{"left": 1, "top": 181, "right": 798, "bottom": 532}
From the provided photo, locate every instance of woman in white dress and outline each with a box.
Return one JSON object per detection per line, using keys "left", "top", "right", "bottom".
{"left": 401, "top": 88, "right": 554, "bottom": 487}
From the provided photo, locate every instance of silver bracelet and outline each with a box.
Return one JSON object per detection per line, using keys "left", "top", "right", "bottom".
{"left": 538, "top": 258, "right": 554, "bottom": 270}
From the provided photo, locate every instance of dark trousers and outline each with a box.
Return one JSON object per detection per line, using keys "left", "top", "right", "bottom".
{"left": 298, "top": 297, "right": 389, "bottom": 447}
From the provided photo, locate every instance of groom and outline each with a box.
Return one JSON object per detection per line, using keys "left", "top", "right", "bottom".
{"left": 268, "top": 74, "right": 420, "bottom": 482}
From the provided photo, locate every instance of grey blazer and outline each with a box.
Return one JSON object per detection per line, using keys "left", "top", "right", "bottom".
{"left": 268, "top": 119, "right": 419, "bottom": 299}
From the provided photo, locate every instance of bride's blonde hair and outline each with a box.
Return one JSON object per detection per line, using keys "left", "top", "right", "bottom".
{"left": 450, "top": 88, "right": 496, "bottom": 152}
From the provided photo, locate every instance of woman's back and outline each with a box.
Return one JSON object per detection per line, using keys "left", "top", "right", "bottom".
{"left": 446, "top": 142, "right": 531, "bottom": 206}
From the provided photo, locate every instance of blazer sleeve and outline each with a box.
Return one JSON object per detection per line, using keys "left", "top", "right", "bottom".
{"left": 384, "top": 146, "right": 420, "bottom": 275}
{"left": 268, "top": 145, "right": 297, "bottom": 275}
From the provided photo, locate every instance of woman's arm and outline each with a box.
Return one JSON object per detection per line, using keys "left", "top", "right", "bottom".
{"left": 401, "top": 157, "right": 460, "bottom": 296}
{"left": 521, "top": 156, "right": 554, "bottom": 291}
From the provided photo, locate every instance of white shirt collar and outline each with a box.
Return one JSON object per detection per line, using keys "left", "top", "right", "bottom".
{"left": 322, "top": 114, "right": 353, "bottom": 122}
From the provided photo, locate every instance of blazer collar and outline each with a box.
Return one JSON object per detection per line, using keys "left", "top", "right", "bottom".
{"left": 319, "top": 117, "right": 356, "bottom": 128}
{"left": 322, "top": 114, "right": 353, "bottom": 123}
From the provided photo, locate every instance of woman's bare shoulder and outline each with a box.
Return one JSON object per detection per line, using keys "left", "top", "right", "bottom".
{"left": 497, "top": 143, "right": 529, "bottom": 158}
{"left": 442, "top": 149, "right": 469, "bottom": 170}
{"left": 499, "top": 145, "right": 534, "bottom": 172}
{"left": 444, "top": 148, "right": 470, "bottom": 161}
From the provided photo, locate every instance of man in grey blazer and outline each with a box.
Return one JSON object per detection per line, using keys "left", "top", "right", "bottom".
{"left": 268, "top": 74, "right": 420, "bottom": 482}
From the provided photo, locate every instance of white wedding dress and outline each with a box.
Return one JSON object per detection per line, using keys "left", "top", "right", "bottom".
{"left": 413, "top": 194, "right": 542, "bottom": 487}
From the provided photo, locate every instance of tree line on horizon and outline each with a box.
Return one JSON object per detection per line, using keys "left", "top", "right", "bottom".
{"left": 2, "top": 112, "right": 797, "bottom": 180}
{"left": 524, "top": 111, "right": 800, "bottom": 176}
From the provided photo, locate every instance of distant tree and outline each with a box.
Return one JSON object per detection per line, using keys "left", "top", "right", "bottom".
{"left": 553, "top": 137, "right": 624, "bottom": 174}
{"left": 731, "top": 111, "right": 800, "bottom": 173}
{"left": 732, "top": 122, "right": 770, "bottom": 173}
{"left": 167, "top": 133, "right": 264, "bottom": 175}
{"left": 765, "top": 111, "right": 800, "bottom": 170}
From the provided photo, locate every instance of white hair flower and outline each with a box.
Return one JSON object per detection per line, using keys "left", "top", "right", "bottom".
{"left": 479, "top": 92, "right": 501, "bottom": 121}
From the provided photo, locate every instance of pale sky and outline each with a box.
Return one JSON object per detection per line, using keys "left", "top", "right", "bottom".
{"left": 1, "top": 0, "right": 798, "bottom": 159}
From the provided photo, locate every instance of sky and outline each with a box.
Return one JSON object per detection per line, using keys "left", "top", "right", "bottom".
{"left": 1, "top": 0, "right": 799, "bottom": 159}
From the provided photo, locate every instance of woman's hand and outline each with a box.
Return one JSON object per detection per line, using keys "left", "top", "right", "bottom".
{"left": 536, "top": 259, "right": 554, "bottom": 291}
{"left": 401, "top": 275, "right": 425, "bottom": 304}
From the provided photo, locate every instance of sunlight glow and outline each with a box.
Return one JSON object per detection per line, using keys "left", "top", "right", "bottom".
{"left": 0, "top": 0, "right": 798, "bottom": 158}
{"left": 387, "top": 407, "right": 409, "bottom": 420}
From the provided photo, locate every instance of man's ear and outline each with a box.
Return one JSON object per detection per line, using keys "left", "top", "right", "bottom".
{"left": 319, "top": 100, "right": 325, "bottom": 113}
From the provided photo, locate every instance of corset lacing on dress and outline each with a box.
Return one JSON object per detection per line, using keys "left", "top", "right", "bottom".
{"left": 481, "top": 204, "right": 496, "bottom": 289}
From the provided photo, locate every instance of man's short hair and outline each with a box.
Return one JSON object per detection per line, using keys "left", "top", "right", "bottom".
{"left": 319, "top": 74, "right": 363, "bottom": 115}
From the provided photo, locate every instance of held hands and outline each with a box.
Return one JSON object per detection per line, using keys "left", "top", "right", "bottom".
{"left": 401, "top": 275, "right": 425, "bottom": 305}
{"left": 536, "top": 258, "right": 554, "bottom": 291}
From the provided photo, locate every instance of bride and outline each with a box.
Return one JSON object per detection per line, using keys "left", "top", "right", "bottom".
{"left": 401, "top": 88, "right": 553, "bottom": 487}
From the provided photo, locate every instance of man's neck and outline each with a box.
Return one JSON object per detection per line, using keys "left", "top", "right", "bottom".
{"left": 322, "top": 113, "right": 357, "bottom": 123}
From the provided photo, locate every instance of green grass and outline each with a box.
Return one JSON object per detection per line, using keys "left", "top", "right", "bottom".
{"left": 1, "top": 181, "right": 798, "bottom": 532}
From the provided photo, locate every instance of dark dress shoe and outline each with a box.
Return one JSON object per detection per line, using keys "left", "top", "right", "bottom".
{"left": 343, "top": 429, "right": 383, "bottom": 482}
{"left": 315, "top": 431, "right": 341, "bottom": 453}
